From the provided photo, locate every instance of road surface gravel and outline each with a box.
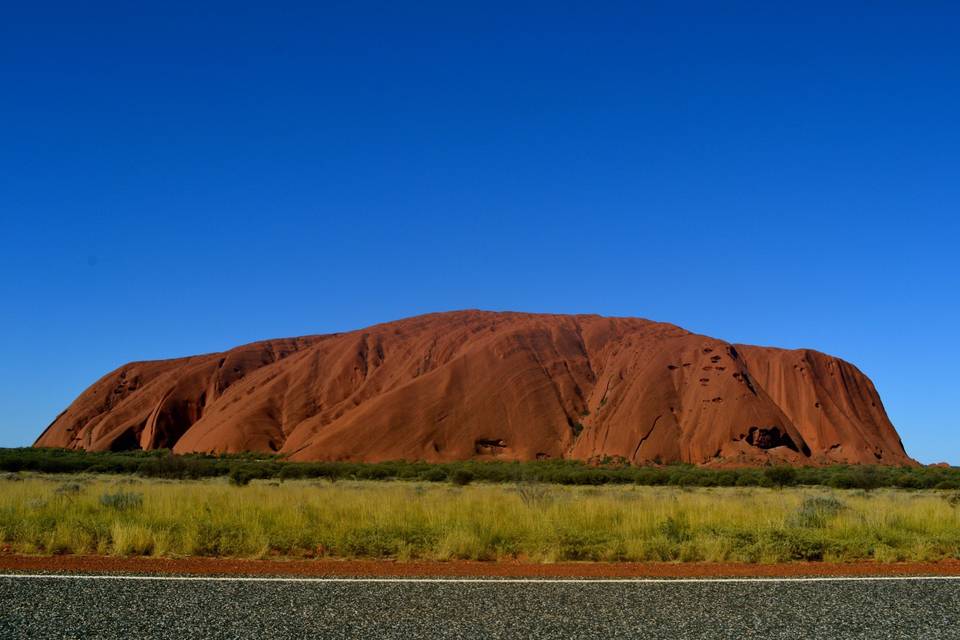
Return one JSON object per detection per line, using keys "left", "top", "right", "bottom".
{"left": 1, "top": 574, "right": 959, "bottom": 639}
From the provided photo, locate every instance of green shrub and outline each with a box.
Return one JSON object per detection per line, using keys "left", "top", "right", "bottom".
{"left": 764, "top": 466, "right": 798, "bottom": 487}
{"left": 659, "top": 514, "right": 691, "bottom": 542}
{"left": 99, "top": 491, "right": 143, "bottom": 511}
{"left": 515, "top": 480, "right": 551, "bottom": 507}
{"left": 788, "top": 495, "right": 846, "bottom": 528}
{"left": 356, "top": 466, "right": 396, "bottom": 480}
{"left": 229, "top": 467, "right": 256, "bottom": 486}
{"left": 0, "top": 448, "right": 957, "bottom": 491}
{"left": 450, "top": 469, "right": 474, "bottom": 486}
{"left": 55, "top": 482, "right": 82, "bottom": 496}
{"left": 421, "top": 468, "right": 448, "bottom": 482}
{"left": 764, "top": 529, "right": 829, "bottom": 561}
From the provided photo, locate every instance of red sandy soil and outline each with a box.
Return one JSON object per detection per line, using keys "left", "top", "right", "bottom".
{"left": 2, "top": 554, "right": 958, "bottom": 578}
{"left": 35, "top": 310, "right": 912, "bottom": 466}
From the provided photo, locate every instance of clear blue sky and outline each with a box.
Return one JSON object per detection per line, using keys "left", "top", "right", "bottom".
{"left": 2, "top": 2, "right": 958, "bottom": 463}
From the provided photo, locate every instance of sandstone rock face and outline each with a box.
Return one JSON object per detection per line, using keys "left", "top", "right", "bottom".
{"left": 34, "top": 311, "right": 913, "bottom": 465}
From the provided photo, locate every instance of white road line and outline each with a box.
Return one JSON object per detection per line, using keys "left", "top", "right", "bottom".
{"left": 1, "top": 573, "right": 958, "bottom": 584}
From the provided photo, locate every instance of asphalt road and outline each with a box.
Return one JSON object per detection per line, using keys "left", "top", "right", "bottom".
{"left": 1, "top": 575, "right": 959, "bottom": 639}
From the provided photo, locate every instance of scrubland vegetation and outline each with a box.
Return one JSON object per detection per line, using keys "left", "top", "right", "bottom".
{"left": 1, "top": 473, "right": 959, "bottom": 563}
{"left": 3, "top": 448, "right": 960, "bottom": 490}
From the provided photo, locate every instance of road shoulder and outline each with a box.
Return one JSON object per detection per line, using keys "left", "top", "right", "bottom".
{"left": 2, "top": 554, "right": 960, "bottom": 578}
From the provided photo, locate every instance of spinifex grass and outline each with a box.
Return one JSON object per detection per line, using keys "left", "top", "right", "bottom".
{"left": 1, "top": 474, "right": 958, "bottom": 562}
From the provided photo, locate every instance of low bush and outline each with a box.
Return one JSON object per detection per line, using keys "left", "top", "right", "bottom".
{"left": 787, "top": 495, "right": 846, "bottom": 528}
{"left": 55, "top": 482, "right": 82, "bottom": 496}
{"left": 659, "top": 514, "right": 692, "bottom": 543}
{"left": 450, "top": 469, "right": 474, "bottom": 486}
{"left": 99, "top": 491, "right": 144, "bottom": 511}
{"left": 421, "top": 468, "right": 448, "bottom": 482}
{"left": 1, "top": 448, "right": 957, "bottom": 491}
{"left": 229, "top": 467, "right": 257, "bottom": 486}
{"left": 764, "top": 466, "right": 798, "bottom": 487}
{"left": 515, "top": 481, "right": 551, "bottom": 507}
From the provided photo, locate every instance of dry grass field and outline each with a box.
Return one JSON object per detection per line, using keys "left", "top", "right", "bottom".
{"left": 1, "top": 474, "right": 958, "bottom": 563}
